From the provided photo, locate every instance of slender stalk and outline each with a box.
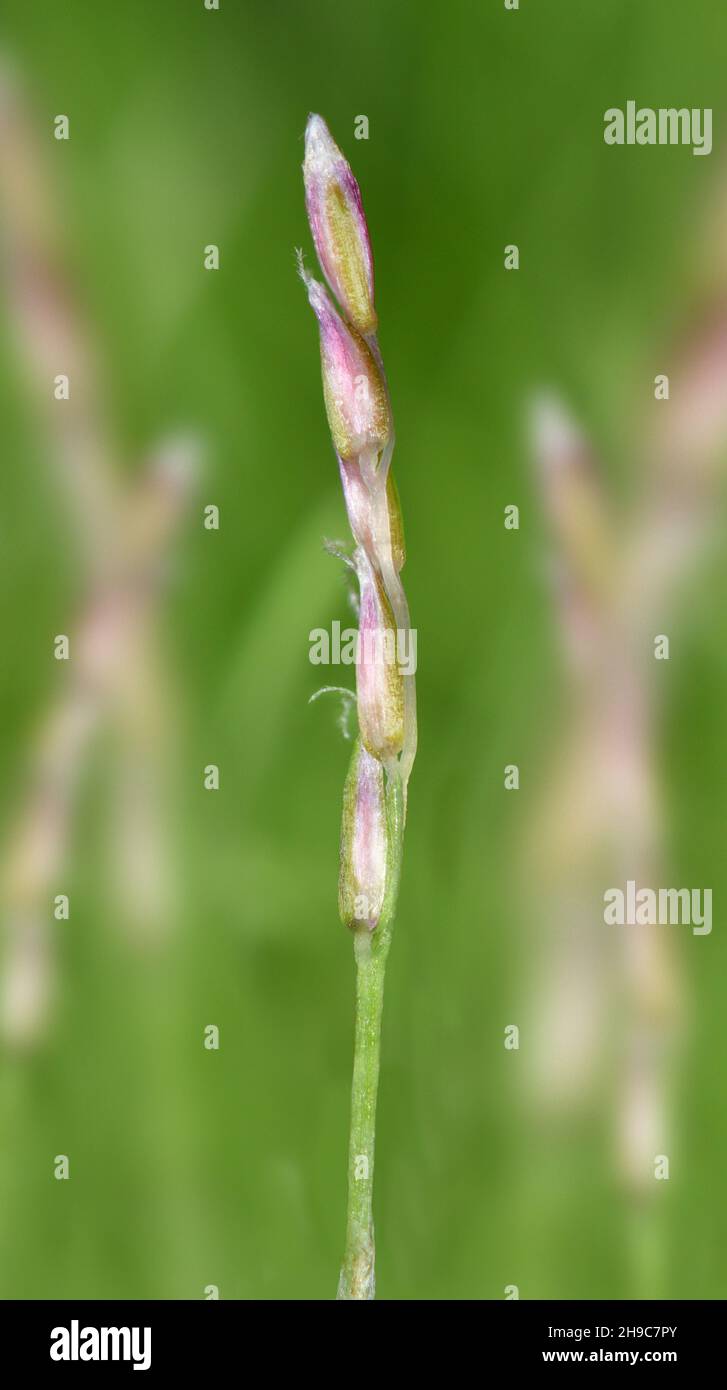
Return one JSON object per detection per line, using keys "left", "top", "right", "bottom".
{"left": 337, "top": 931, "right": 387, "bottom": 1300}
{"left": 338, "top": 775, "right": 404, "bottom": 1300}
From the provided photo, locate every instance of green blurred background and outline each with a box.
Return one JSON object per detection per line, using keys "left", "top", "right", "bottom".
{"left": 1, "top": 0, "right": 726, "bottom": 1299}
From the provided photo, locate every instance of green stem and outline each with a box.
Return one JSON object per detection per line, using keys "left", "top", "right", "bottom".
{"left": 337, "top": 773, "right": 404, "bottom": 1301}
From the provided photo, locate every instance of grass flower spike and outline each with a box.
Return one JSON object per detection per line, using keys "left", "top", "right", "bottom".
{"left": 300, "top": 113, "right": 417, "bottom": 1299}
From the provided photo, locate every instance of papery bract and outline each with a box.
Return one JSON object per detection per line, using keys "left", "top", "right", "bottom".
{"left": 355, "top": 550, "right": 404, "bottom": 765}
{"left": 304, "top": 113, "right": 377, "bottom": 336}
{"left": 301, "top": 268, "right": 390, "bottom": 462}
{"left": 338, "top": 737, "right": 388, "bottom": 932}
